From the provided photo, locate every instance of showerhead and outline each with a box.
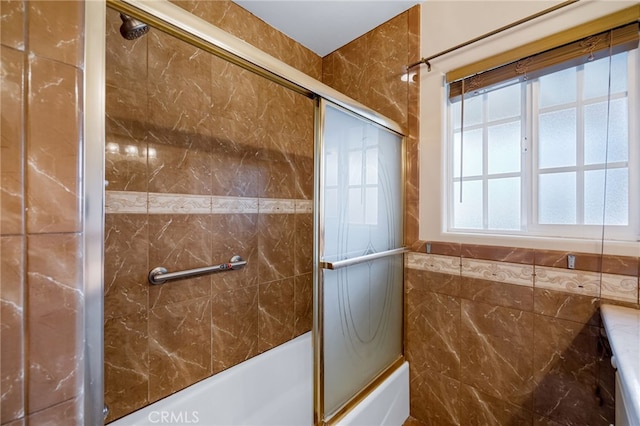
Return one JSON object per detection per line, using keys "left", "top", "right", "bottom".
{"left": 119, "top": 13, "right": 149, "bottom": 40}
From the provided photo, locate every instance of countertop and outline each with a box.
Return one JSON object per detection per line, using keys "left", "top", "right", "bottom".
{"left": 601, "top": 304, "right": 640, "bottom": 424}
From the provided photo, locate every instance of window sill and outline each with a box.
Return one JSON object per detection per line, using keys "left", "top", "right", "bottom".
{"left": 432, "top": 230, "right": 640, "bottom": 257}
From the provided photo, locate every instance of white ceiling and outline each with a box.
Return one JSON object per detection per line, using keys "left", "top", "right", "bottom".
{"left": 233, "top": 1, "right": 421, "bottom": 57}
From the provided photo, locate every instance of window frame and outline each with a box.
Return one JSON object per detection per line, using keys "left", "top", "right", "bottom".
{"left": 445, "top": 48, "right": 640, "bottom": 242}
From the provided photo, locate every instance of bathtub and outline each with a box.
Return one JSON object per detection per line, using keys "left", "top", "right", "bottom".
{"left": 109, "top": 332, "right": 409, "bottom": 426}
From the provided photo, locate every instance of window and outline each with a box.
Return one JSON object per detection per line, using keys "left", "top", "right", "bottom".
{"left": 448, "top": 49, "right": 639, "bottom": 240}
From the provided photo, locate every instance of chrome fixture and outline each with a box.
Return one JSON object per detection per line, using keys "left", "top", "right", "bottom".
{"left": 148, "top": 255, "right": 247, "bottom": 285}
{"left": 119, "top": 13, "right": 149, "bottom": 40}
{"left": 320, "top": 247, "right": 408, "bottom": 270}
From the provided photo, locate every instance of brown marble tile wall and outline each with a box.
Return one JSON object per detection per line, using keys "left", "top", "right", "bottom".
{"left": 171, "top": 0, "right": 322, "bottom": 81}
{"left": 322, "top": 5, "right": 421, "bottom": 246}
{"left": 405, "top": 242, "right": 633, "bottom": 425}
{"left": 418, "top": 241, "right": 640, "bottom": 278}
{"left": 1, "top": 1, "right": 85, "bottom": 424}
{"left": 103, "top": 5, "right": 316, "bottom": 422}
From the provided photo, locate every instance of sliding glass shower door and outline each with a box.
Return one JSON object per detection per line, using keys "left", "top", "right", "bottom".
{"left": 315, "top": 100, "right": 405, "bottom": 421}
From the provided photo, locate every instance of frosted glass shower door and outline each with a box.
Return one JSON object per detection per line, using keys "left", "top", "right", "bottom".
{"left": 319, "top": 102, "right": 404, "bottom": 419}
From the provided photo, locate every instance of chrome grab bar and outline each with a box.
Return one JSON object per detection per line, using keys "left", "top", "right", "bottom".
{"left": 320, "top": 247, "right": 408, "bottom": 270}
{"left": 149, "top": 255, "right": 246, "bottom": 285}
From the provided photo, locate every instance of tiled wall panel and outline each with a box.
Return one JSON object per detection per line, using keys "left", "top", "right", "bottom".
{"left": 0, "top": 236, "right": 24, "bottom": 423}
{"left": 406, "top": 242, "right": 638, "bottom": 425}
{"left": 1, "top": 1, "right": 85, "bottom": 424}
{"left": 103, "top": 4, "right": 317, "bottom": 421}
{"left": 322, "top": 6, "right": 421, "bottom": 245}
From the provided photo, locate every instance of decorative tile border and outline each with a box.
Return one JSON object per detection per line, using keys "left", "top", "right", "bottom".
{"left": 534, "top": 266, "right": 601, "bottom": 298}
{"left": 600, "top": 273, "right": 639, "bottom": 303}
{"left": 406, "top": 252, "right": 461, "bottom": 276}
{"left": 105, "top": 191, "right": 312, "bottom": 215}
{"left": 462, "top": 258, "right": 534, "bottom": 287}
{"left": 295, "top": 199, "right": 313, "bottom": 214}
{"left": 535, "top": 267, "right": 639, "bottom": 302}
{"left": 212, "top": 196, "right": 258, "bottom": 214}
{"left": 105, "top": 191, "right": 147, "bottom": 214}
{"left": 407, "top": 249, "right": 638, "bottom": 303}
{"left": 258, "top": 198, "right": 296, "bottom": 214}
{"left": 149, "top": 193, "right": 211, "bottom": 214}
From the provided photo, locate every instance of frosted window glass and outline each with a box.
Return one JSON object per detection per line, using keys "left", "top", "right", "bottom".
{"left": 453, "top": 128, "right": 483, "bottom": 177}
{"left": 488, "top": 178, "right": 520, "bottom": 230}
{"left": 349, "top": 151, "right": 362, "bottom": 185}
{"left": 584, "top": 52, "right": 628, "bottom": 99}
{"left": 348, "top": 187, "right": 364, "bottom": 224}
{"left": 365, "top": 187, "right": 378, "bottom": 225}
{"left": 322, "top": 104, "right": 403, "bottom": 417}
{"left": 325, "top": 151, "right": 338, "bottom": 186}
{"left": 488, "top": 122, "right": 521, "bottom": 174}
{"left": 323, "top": 255, "right": 403, "bottom": 416}
{"left": 323, "top": 105, "right": 402, "bottom": 255}
{"left": 584, "top": 99, "right": 629, "bottom": 165}
{"left": 488, "top": 84, "right": 521, "bottom": 121}
{"left": 539, "top": 68, "right": 576, "bottom": 107}
{"left": 538, "top": 109, "right": 576, "bottom": 169}
{"left": 346, "top": 127, "right": 365, "bottom": 150}
{"left": 325, "top": 188, "right": 338, "bottom": 219}
{"left": 539, "top": 172, "right": 576, "bottom": 224}
{"left": 452, "top": 95, "right": 482, "bottom": 130}
{"left": 366, "top": 148, "right": 378, "bottom": 184}
{"left": 585, "top": 169, "right": 629, "bottom": 225}
{"left": 453, "top": 180, "right": 483, "bottom": 229}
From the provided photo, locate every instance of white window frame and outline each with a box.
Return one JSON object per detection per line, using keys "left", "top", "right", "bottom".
{"left": 448, "top": 81, "right": 527, "bottom": 234}
{"left": 446, "top": 49, "right": 640, "bottom": 242}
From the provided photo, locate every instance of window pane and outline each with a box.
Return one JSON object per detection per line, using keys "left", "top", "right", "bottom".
{"left": 453, "top": 180, "right": 483, "bottom": 229}
{"left": 488, "top": 84, "right": 521, "bottom": 121}
{"left": 585, "top": 168, "right": 628, "bottom": 225}
{"left": 539, "top": 172, "right": 576, "bottom": 224}
{"left": 538, "top": 109, "right": 576, "bottom": 169}
{"left": 488, "top": 121, "right": 521, "bottom": 174}
{"left": 584, "top": 52, "right": 628, "bottom": 99}
{"left": 584, "top": 99, "right": 629, "bottom": 165}
{"left": 452, "top": 95, "right": 482, "bottom": 130}
{"left": 539, "top": 68, "right": 576, "bottom": 107}
{"left": 488, "top": 177, "right": 520, "bottom": 230}
{"left": 453, "top": 128, "right": 483, "bottom": 177}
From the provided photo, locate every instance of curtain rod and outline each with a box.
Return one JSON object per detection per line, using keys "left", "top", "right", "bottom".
{"left": 407, "top": 0, "right": 580, "bottom": 71}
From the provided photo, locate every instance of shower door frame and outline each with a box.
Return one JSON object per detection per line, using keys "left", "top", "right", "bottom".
{"left": 83, "top": 1, "right": 406, "bottom": 424}
{"left": 84, "top": 2, "right": 107, "bottom": 425}
{"left": 313, "top": 98, "right": 407, "bottom": 425}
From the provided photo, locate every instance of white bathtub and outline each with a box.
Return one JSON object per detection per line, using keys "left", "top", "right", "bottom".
{"left": 109, "top": 332, "right": 409, "bottom": 426}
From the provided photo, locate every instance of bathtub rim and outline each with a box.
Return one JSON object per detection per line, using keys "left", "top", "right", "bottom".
{"left": 108, "top": 331, "right": 313, "bottom": 425}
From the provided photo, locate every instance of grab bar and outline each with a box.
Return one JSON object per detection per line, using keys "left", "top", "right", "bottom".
{"left": 149, "top": 255, "right": 247, "bottom": 285}
{"left": 320, "top": 247, "right": 408, "bottom": 270}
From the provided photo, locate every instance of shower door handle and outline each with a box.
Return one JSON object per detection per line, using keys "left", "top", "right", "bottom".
{"left": 320, "top": 247, "right": 408, "bottom": 270}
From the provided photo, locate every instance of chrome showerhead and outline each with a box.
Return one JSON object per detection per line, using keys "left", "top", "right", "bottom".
{"left": 119, "top": 13, "right": 149, "bottom": 40}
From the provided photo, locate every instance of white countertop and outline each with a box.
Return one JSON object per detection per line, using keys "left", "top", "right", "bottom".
{"left": 601, "top": 304, "right": 640, "bottom": 424}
